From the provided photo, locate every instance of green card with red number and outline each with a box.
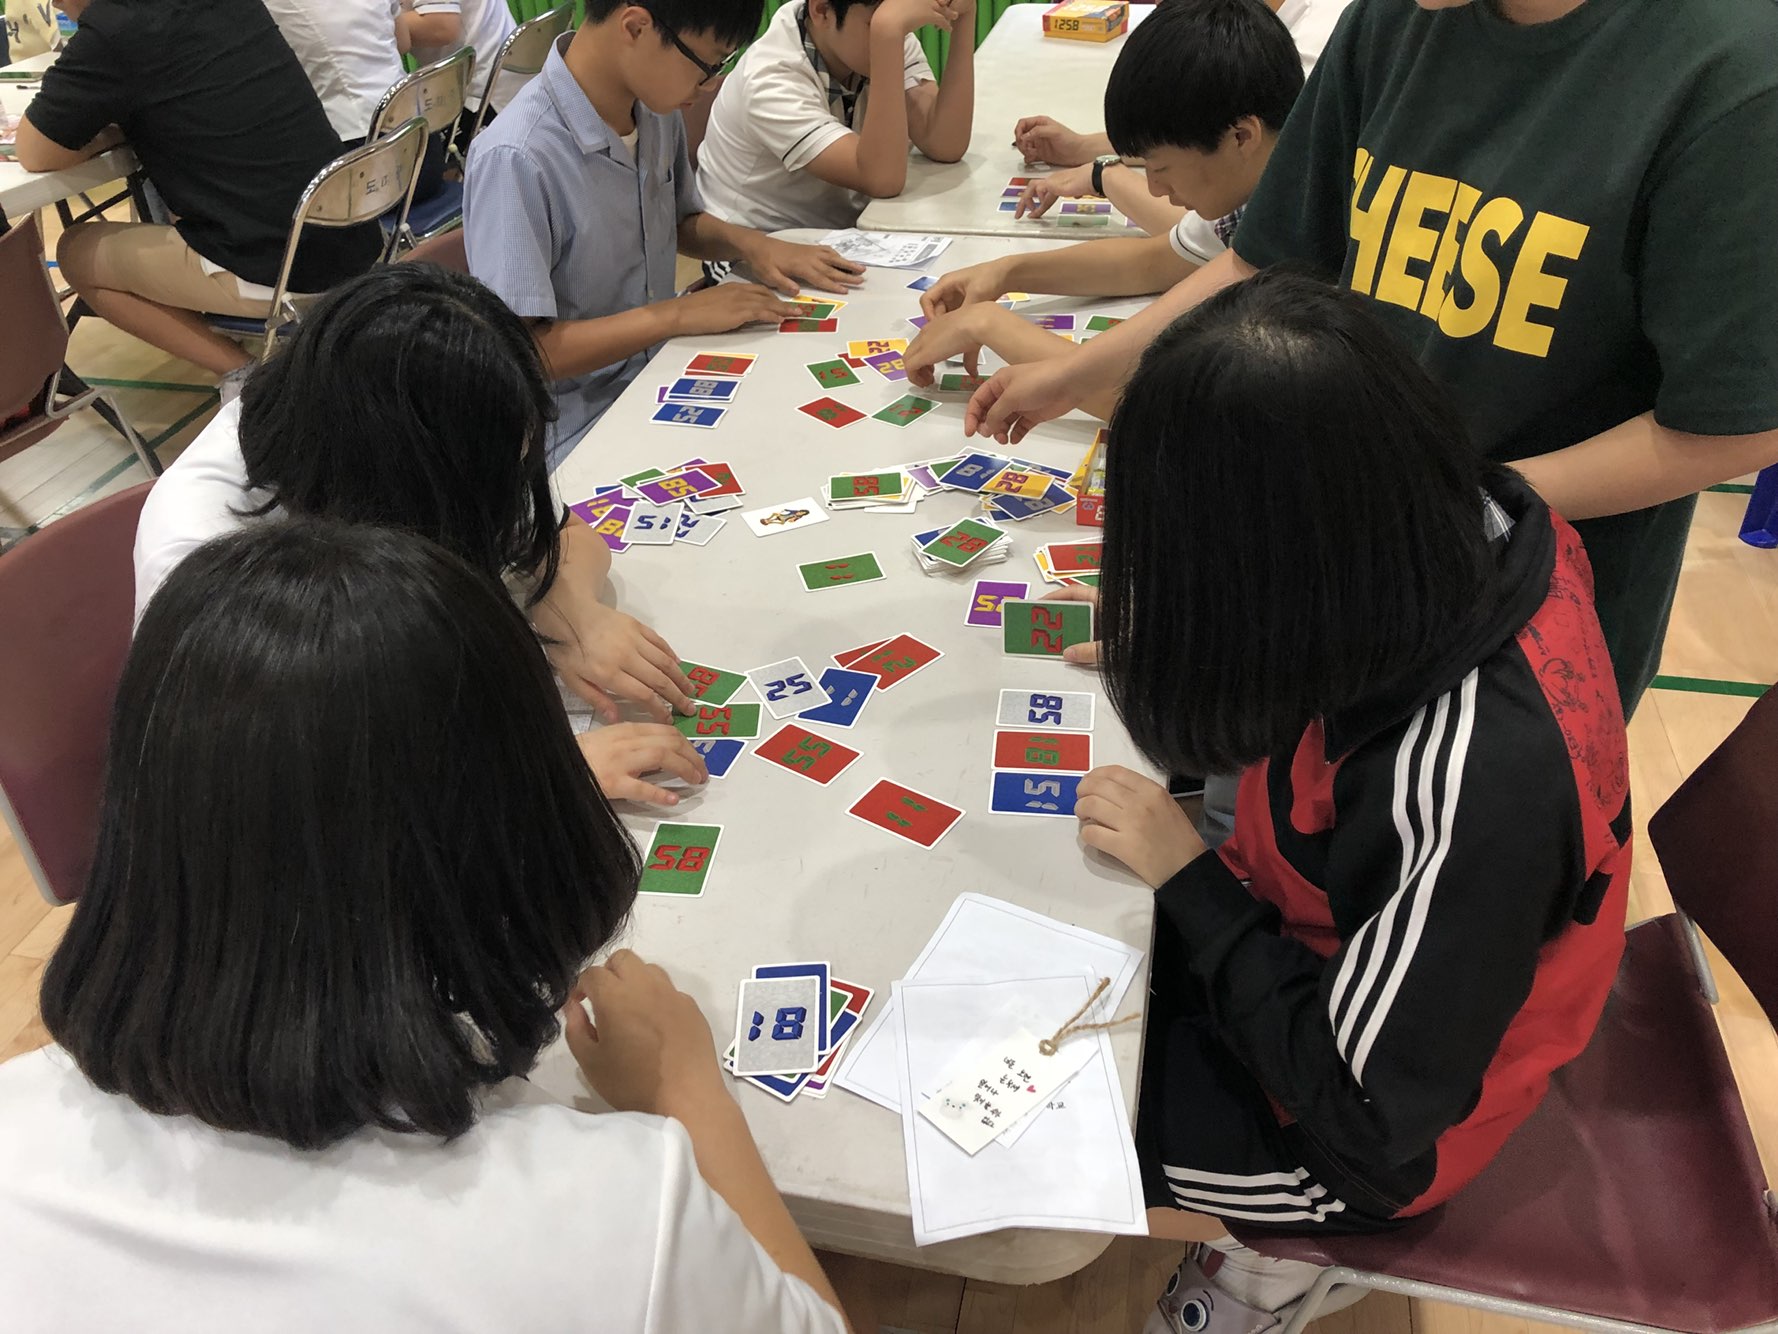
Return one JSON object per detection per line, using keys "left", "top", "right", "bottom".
{"left": 639, "top": 823, "right": 723, "bottom": 896}
{"left": 673, "top": 703, "right": 763, "bottom": 739}
{"left": 678, "top": 661, "right": 747, "bottom": 704}
{"left": 798, "top": 553, "right": 886, "bottom": 591}
{"left": 920, "top": 517, "right": 1004, "bottom": 570}
{"left": 1001, "top": 600, "right": 1094, "bottom": 657}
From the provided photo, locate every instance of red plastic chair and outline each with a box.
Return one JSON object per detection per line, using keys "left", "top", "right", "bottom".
{"left": 0, "top": 215, "right": 159, "bottom": 480}
{"left": 1238, "top": 687, "right": 1778, "bottom": 1334}
{"left": 0, "top": 482, "right": 154, "bottom": 906}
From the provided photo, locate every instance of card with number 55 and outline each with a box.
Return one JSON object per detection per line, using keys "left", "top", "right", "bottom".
{"left": 755, "top": 723, "right": 861, "bottom": 786}
{"left": 639, "top": 822, "right": 723, "bottom": 896}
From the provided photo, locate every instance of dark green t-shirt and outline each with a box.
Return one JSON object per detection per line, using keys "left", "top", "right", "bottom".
{"left": 1233, "top": 0, "right": 1778, "bottom": 712}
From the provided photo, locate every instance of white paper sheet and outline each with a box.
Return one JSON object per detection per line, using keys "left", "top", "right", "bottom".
{"left": 894, "top": 976, "right": 1147, "bottom": 1245}
{"left": 835, "top": 893, "right": 1144, "bottom": 1111}
{"left": 817, "top": 228, "right": 954, "bottom": 270}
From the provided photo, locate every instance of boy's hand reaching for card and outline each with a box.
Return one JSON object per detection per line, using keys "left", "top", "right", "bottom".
{"left": 742, "top": 237, "right": 867, "bottom": 295}
{"left": 904, "top": 306, "right": 988, "bottom": 386}
{"left": 1012, "top": 115, "right": 1094, "bottom": 168}
{"left": 919, "top": 257, "right": 1013, "bottom": 318}
{"left": 1016, "top": 166, "right": 1095, "bottom": 218}
{"left": 673, "top": 282, "right": 803, "bottom": 336}
{"left": 577, "top": 723, "right": 709, "bottom": 805}
{"left": 1075, "top": 765, "right": 1207, "bottom": 889}
{"left": 966, "top": 357, "right": 1083, "bottom": 445}
{"left": 1044, "top": 585, "right": 1100, "bottom": 664}
{"left": 565, "top": 951, "right": 724, "bottom": 1117}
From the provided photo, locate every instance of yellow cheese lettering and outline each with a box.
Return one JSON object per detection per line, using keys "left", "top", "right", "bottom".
{"left": 1349, "top": 163, "right": 1407, "bottom": 297}
{"left": 1494, "top": 211, "right": 1590, "bottom": 358}
{"left": 1437, "top": 196, "right": 1524, "bottom": 340}
{"left": 1374, "top": 171, "right": 1459, "bottom": 314}
{"left": 1420, "top": 181, "right": 1483, "bottom": 321}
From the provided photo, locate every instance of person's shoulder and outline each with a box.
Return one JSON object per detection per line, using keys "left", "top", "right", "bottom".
{"left": 1628, "top": 0, "right": 1778, "bottom": 92}
{"left": 473, "top": 1095, "right": 684, "bottom": 1184}
{"left": 0, "top": 1047, "right": 87, "bottom": 1122}
{"left": 466, "top": 84, "right": 565, "bottom": 179}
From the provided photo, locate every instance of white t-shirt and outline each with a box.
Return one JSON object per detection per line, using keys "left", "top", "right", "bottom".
{"left": 696, "top": 0, "right": 934, "bottom": 233}
{"left": 410, "top": 0, "right": 526, "bottom": 113}
{"left": 0, "top": 1047, "right": 844, "bottom": 1334}
{"left": 260, "top": 0, "right": 407, "bottom": 142}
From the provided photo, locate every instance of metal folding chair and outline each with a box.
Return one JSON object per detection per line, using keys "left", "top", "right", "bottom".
{"left": 369, "top": 46, "right": 475, "bottom": 247}
{"left": 465, "top": 3, "right": 575, "bottom": 145}
{"left": 207, "top": 118, "right": 429, "bottom": 361}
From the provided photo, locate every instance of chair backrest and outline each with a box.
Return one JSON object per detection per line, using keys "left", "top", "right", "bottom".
{"left": 683, "top": 72, "right": 726, "bottom": 170}
{"left": 1647, "top": 685, "right": 1778, "bottom": 1026}
{"left": 0, "top": 482, "right": 154, "bottom": 905}
{"left": 369, "top": 45, "right": 476, "bottom": 141}
{"left": 400, "top": 227, "right": 469, "bottom": 273}
{"left": 0, "top": 216, "right": 70, "bottom": 421}
{"left": 468, "top": 4, "right": 574, "bottom": 142}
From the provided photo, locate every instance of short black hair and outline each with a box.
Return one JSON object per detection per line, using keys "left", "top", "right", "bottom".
{"left": 1103, "top": 0, "right": 1303, "bottom": 157}
{"left": 42, "top": 521, "right": 642, "bottom": 1150}
{"left": 587, "top": 0, "right": 766, "bottom": 49}
{"left": 237, "top": 263, "right": 563, "bottom": 606}
{"left": 828, "top": 0, "right": 881, "bottom": 25}
{"left": 1098, "top": 270, "right": 1496, "bottom": 776}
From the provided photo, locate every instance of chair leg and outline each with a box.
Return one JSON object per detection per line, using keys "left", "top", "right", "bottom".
{"left": 93, "top": 392, "right": 161, "bottom": 477}
{"left": 1274, "top": 1267, "right": 1366, "bottom": 1334}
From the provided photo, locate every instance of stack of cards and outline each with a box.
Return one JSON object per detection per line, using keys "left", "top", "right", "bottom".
{"left": 920, "top": 450, "right": 1075, "bottom": 522}
{"left": 567, "top": 458, "right": 747, "bottom": 552}
{"left": 912, "top": 517, "right": 1011, "bottom": 574}
{"left": 835, "top": 634, "right": 943, "bottom": 690}
{"left": 650, "top": 351, "right": 757, "bottom": 429}
{"left": 824, "top": 469, "right": 920, "bottom": 513}
{"left": 1034, "top": 538, "right": 1102, "bottom": 587}
{"left": 726, "top": 964, "right": 875, "bottom": 1103}
{"left": 988, "top": 688, "right": 1096, "bottom": 817}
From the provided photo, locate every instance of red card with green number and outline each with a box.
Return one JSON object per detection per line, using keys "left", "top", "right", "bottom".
{"left": 834, "top": 638, "right": 889, "bottom": 667}
{"left": 850, "top": 633, "right": 942, "bottom": 688}
{"left": 847, "top": 780, "right": 963, "bottom": 849}
{"left": 684, "top": 353, "right": 755, "bottom": 377}
{"left": 1048, "top": 540, "right": 1103, "bottom": 574}
{"left": 780, "top": 317, "right": 839, "bottom": 333}
{"left": 993, "top": 730, "right": 1092, "bottom": 772}
{"left": 639, "top": 823, "right": 723, "bottom": 896}
{"left": 1002, "top": 600, "right": 1094, "bottom": 657}
{"left": 755, "top": 724, "right": 861, "bottom": 785}
{"left": 799, "top": 397, "right": 867, "bottom": 429}
{"left": 692, "top": 460, "right": 744, "bottom": 497}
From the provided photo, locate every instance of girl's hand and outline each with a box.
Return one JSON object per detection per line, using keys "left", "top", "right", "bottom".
{"left": 1075, "top": 765, "right": 1207, "bottom": 889}
{"left": 576, "top": 723, "right": 708, "bottom": 805}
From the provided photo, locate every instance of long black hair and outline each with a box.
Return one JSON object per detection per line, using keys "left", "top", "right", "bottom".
{"left": 237, "top": 263, "right": 563, "bottom": 604}
{"left": 41, "top": 521, "right": 640, "bottom": 1149}
{"left": 1099, "top": 270, "right": 1496, "bottom": 775}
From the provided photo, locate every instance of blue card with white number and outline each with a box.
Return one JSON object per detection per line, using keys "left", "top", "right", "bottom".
{"left": 752, "top": 961, "right": 831, "bottom": 1052}
{"left": 990, "top": 770, "right": 1081, "bottom": 818}
{"left": 688, "top": 738, "right": 744, "bottom": 777}
{"left": 664, "top": 376, "right": 740, "bottom": 404}
{"left": 796, "top": 667, "right": 876, "bottom": 729}
{"left": 651, "top": 402, "right": 727, "bottom": 429}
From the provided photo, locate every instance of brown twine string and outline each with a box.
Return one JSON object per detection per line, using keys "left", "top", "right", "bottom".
{"left": 1037, "top": 977, "right": 1140, "bottom": 1056}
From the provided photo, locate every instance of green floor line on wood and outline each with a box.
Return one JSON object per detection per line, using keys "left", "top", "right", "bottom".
{"left": 35, "top": 398, "right": 218, "bottom": 531}
{"left": 1650, "top": 675, "right": 1770, "bottom": 699}
{"left": 83, "top": 376, "right": 219, "bottom": 394}
{"left": 1706, "top": 483, "right": 1757, "bottom": 495}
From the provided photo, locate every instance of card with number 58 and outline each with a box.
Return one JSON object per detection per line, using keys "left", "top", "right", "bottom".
{"left": 639, "top": 822, "right": 723, "bottom": 896}
{"left": 995, "top": 688, "right": 1095, "bottom": 732}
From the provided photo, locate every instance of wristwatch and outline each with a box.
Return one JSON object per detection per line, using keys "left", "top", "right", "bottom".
{"left": 1091, "top": 154, "right": 1119, "bottom": 197}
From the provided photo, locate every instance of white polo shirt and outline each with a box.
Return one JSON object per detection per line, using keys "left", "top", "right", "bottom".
{"left": 260, "top": 0, "right": 406, "bottom": 143}
{"left": 0, "top": 1047, "right": 845, "bottom": 1334}
{"left": 696, "top": 0, "right": 934, "bottom": 233}
{"left": 410, "top": 0, "right": 526, "bottom": 112}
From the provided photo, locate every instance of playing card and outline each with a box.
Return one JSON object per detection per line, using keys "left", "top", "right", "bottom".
{"left": 651, "top": 402, "right": 726, "bottom": 429}
{"left": 582, "top": 503, "right": 633, "bottom": 552}
{"left": 1046, "top": 540, "right": 1103, "bottom": 575}
{"left": 788, "top": 299, "right": 842, "bottom": 319}
{"left": 907, "top": 275, "right": 937, "bottom": 291}
{"left": 674, "top": 511, "right": 725, "bottom": 545}
{"left": 639, "top": 822, "right": 723, "bottom": 896}
{"left": 906, "top": 315, "right": 930, "bottom": 331}
{"left": 983, "top": 467, "right": 1052, "bottom": 499}
{"left": 799, "top": 553, "right": 886, "bottom": 591}
{"left": 989, "top": 770, "right": 1082, "bottom": 817}
{"left": 678, "top": 661, "right": 747, "bottom": 705}
{"left": 997, "top": 199, "right": 1020, "bottom": 212}
{"left": 754, "top": 723, "right": 861, "bottom": 786}
{"left": 799, "top": 397, "right": 867, "bottom": 429}
{"left": 864, "top": 350, "right": 908, "bottom": 382}
{"left": 872, "top": 394, "right": 937, "bottom": 427}
{"left": 690, "top": 460, "right": 744, "bottom": 497}
{"left": 920, "top": 517, "right": 1005, "bottom": 570}
{"left": 684, "top": 352, "right": 756, "bottom": 377}
{"left": 674, "top": 703, "right": 763, "bottom": 740}
{"left": 1058, "top": 201, "right": 1112, "bottom": 216}
{"left": 1059, "top": 214, "right": 1111, "bottom": 228}
{"left": 806, "top": 358, "right": 860, "bottom": 389}
{"left": 847, "top": 338, "right": 907, "bottom": 359}
{"left": 1085, "top": 315, "right": 1124, "bottom": 332}
{"left": 734, "top": 975, "right": 824, "bottom": 1076}
{"left": 937, "top": 452, "right": 1012, "bottom": 492}
{"left": 849, "top": 633, "right": 943, "bottom": 688}
{"left": 620, "top": 467, "right": 665, "bottom": 488}
{"left": 986, "top": 483, "right": 1074, "bottom": 522}
{"left": 996, "top": 688, "right": 1095, "bottom": 732}
{"left": 624, "top": 501, "right": 681, "bottom": 545}
{"left": 935, "top": 373, "right": 990, "bottom": 394}
{"left": 965, "top": 579, "right": 1030, "bottom": 628}
{"left": 993, "top": 730, "right": 1092, "bottom": 772}
{"left": 663, "top": 377, "right": 740, "bottom": 406}
{"left": 833, "top": 639, "right": 889, "bottom": 667}
{"left": 797, "top": 667, "right": 876, "bottom": 728}
{"left": 780, "top": 317, "right": 838, "bottom": 333}
{"left": 685, "top": 493, "right": 745, "bottom": 515}
{"left": 637, "top": 468, "right": 717, "bottom": 504}
{"left": 1002, "top": 599, "right": 1094, "bottom": 657}
{"left": 688, "top": 737, "right": 745, "bottom": 777}
{"left": 752, "top": 962, "right": 833, "bottom": 1053}
{"left": 848, "top": 779, "right": 964, "bottom": 849}
{"left": 746, "top": 658, "right": 823, "bottom": 717}
{"left": 741, "top": 498, "right": 830, "bottom": 535}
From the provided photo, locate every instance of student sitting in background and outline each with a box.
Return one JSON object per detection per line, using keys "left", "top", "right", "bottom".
{"left": 133, "top": 264, "right": 704, "bottom": 804}
{"left": 0, "top": 521, "right": 850, "bottom": 1334}
{"left": 397, "top": 0, "right": 526, "bottom": 136}
{"left": 464, "top": 0, "right": 866, "bottom": 465}
{"left": 1008, "top": 0, "right": 1349, "bottom": 232}
{"left": 902, "top": 0, "right": 1301, "bottom": 394}
{"left": 1065, "top": 272, "right": 1629, "bottom": 1331}
{"left": 259, "top": 0, "right": 407, "bottom": 145}
{"left": 16, "top": 0, "right": 382, "bottom": 397}
{"left": 695, "top": 0, "right": 976, "bottom": 234}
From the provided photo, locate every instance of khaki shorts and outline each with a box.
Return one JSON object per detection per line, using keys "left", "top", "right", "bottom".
{"left": 56, "top": 222, "right": 273, "bottom": 318}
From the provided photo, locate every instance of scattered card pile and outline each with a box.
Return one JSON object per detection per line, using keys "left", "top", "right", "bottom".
{"left": 726, "top": 963, "right": 875, "bottom": 1102}
{"left": 569, "top": 456, "right": 746, "bottom": 553}
{"left": 988, "top": 688, "right": 1096, "bottom": 817}
{"left": 1033, "top": 538, "right": 1102, "bottom": 588}
{"left": 913, "top": 516, "right": 1011, "bottom": 574}
{"left": 649, "top": 351, "right": 757, "bottom": 430}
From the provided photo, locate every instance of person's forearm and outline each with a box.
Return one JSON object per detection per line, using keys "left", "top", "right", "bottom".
{"left": 913, "top": 22, "right": 973, "bottom": 163}
{"left": 15, "top": 116, "right": 121, "bottom": 172}
{"left": 395, "top": 10, "right": 461, "bottom": 53}
{"left": 1003, "top": 235, "right": 1187, "bottom": 299}
{"left": 851, "top": 29, "right": 916, "bottom": 195}
{"left": 973, "top": 307, "right": 1085, "bottom": 368}
{"left": 533, "top": 304, "right": 683, "bottom": 381}
{"left": 676, "top": 212, "right": 761, "bottom": 265}
{"left": 668, "top": 1094, "right": 850, "bottom": 1325}
{"left": 1513, "top": 415, "right": 1778, "bottom": 521}
{"left": 1098, "top": 166, "right": 1185, "bottom": 237}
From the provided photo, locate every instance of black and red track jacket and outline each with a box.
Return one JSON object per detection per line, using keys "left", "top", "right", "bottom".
{"left": 1156, "top": 477, "right": 1633, "bottom": 1218}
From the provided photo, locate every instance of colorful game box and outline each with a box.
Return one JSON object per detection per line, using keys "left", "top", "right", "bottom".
{"left": 1071, "top": 427, "right": 1108, "bottom": 528}
{"left": 1041, "top": 0, "right": 1128, "bottom": 42}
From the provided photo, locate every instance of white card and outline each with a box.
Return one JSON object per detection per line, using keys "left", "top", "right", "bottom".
{"left": 742, "top": 497, "right": 830, "bottom": 537}
{"left": 675, "top": 511, "right": 725, "bottom": 546}
{"left": 734, "top": 975, "right": 824, "bottom": 1076}
{"left": 746, "top": 657, "right": 823, "bottom": 717}
{"left": 995, "top": 688, "right": 1095, "bottom": 732}
{"left": 918, "top": 1026, "right": 1097, "bottom": 1155}
{"left": 685, "top": 493, "right": 745, "bottom": 515}
{"left": 624, "top": 501, "right": 681, "bottom": 545}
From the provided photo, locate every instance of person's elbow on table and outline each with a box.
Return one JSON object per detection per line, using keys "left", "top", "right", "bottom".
{"left": 13, "top": 114, "right": 113, "bottom": 173}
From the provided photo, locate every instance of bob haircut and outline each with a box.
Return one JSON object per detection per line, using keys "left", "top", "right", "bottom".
{"left": 237, "top": 264, "right": 563, "bottom": 605}
{"left": 1099, "top": 269, "right": 1497, "bottom": 776}
{"left": 1103, "top": 0, "right": 1303, "bottom": 158}
{"left": 41, "top": 521, "right": 641, "bottom": 1150}
{"left": 587, "top": 0, "right": 765, "bottom": 48}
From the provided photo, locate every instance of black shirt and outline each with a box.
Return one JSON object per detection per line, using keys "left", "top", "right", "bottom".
{"left": 25, "top": 0, "right": 383, "bottom": 291}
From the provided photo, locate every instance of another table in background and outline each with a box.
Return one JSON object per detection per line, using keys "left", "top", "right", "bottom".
{"left": 857, "top": 3, "right": 1152, "bottom": 240}
{"left": 537, "top": 232, "right": 1157, "bottom": 1285}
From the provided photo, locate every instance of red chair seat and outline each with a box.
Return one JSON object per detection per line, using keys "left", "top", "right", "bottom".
{"left": 1237, "top": 915, "right": 1778, "bottom": 1333}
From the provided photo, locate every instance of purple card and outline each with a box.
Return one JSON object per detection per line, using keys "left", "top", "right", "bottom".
{"left": 863, "top": 350, "right": 907, "bottom": 382}
{"left": 636, "top": 468, "right": 717, "bottom": 505}
{"left": 966, "top": 579, "right": 1031, "bottom": 629}
{"left": 1030, "top": 314, "right": 1076, "bottom": 332}
{"left": 906, "top": 315, "right": 930, "bottom": 331}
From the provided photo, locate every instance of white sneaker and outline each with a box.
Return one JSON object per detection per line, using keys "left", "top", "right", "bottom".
{"left": 1143, "top": 1247, "right": 1279, "bottom": 1334}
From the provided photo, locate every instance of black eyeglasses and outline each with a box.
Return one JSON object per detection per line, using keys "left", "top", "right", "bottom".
{"left": 641, "top": 5, "right": 739, "bottom": 84}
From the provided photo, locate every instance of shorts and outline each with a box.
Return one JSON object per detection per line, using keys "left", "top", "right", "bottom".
{"left": 56, "top": 222, "right": 272, "bottom": 318}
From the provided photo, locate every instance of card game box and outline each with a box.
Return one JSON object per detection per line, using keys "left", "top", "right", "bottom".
{"left": 1070, "top": 428, "right": 1108, "bottom": 528}
{"left": 1042, "top": 0, "right": 1128, "bottom": 42}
